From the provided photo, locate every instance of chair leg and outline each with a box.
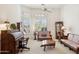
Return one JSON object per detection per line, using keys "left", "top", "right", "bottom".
{"left": 76, "top": 51, "right": 79, "bottom": 54}
{"left": 22, "top": 46, "right": 30, "bottom": 50}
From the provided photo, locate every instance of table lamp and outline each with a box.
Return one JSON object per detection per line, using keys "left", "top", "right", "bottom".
{"left": 61, "top": 26, "right": 71, "bottom": 36}
{"left": 0, "top": 24, "right": 7, "bottom": 34}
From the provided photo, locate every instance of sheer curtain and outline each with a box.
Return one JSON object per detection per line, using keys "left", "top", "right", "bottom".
{"left": 35, "top": 15, "right": 47, "bottom": 31}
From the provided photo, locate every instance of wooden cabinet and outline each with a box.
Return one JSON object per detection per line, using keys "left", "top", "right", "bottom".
{"left": 17, "top": 22, "right": 20, "bottom": 31}
{"left": 1, "top": 30, "right": 18, "bottom": 54}
{"left": 55, "top": 21, "right": 64, "bottom": 39}
{"left": 0, "top": 30, "right": 23, "bottom": 54}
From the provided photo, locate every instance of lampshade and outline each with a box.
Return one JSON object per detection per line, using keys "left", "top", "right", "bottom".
{"left": 61, "top": 26, "right": 71, "bottom": 36}
{"left": 0, "top": 24, "right": 7, "bottom": 30}
{"left": 61, "top": 26, "right": 66, "bottom": 30}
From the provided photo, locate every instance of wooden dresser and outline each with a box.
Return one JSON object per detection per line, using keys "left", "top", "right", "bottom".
{"left": 0, "top": 30, "right": 24, "bottom": 54}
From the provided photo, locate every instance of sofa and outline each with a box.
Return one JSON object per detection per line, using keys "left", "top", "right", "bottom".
{"left": 60, "top": 33, "right": 79, "bottom": 54}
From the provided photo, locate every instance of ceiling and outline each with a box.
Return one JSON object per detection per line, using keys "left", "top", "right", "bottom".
{"left": 23, "top": 4, "right": 64, "bottom": 9}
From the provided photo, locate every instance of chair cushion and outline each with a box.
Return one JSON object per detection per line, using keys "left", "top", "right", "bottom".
{"left": 41, "top": 34, "right": 47, "bottom": 37}
{"left": 61, "top": 40, "right": 79, "bottom": 50}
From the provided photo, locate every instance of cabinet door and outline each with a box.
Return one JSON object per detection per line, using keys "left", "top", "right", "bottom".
{"left": 17, "top": 22, "right": 20, "bottom": 31}
{"left": 55, "top": 22, "right": 63, "bottom": 39}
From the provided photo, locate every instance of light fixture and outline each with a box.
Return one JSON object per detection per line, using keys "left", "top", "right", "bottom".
{"left": 41, "top": 4, "right": 52, "bottom": 13}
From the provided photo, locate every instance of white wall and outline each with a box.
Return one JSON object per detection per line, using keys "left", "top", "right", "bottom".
{"left": 47, "top": 8, "right": 61, "bottom": 38}
{"left": 0, "top": 5, "right": 61, "bottom": 38}
{"left": 61, "top": 5, "right": 79, "bottom": 35}
{"left": 0, "top": 4, "right": 21, "bottom": 24}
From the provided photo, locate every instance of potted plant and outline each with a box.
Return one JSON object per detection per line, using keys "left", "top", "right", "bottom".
{"left": 10, "top": 23, "right": 17, "bottom": 30}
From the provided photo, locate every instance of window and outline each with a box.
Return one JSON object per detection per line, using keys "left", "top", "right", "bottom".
{"left": 35, "top": 15, "right": 47, "bottom": 31}
{"left": 21, "top": 15, "right": 31, "bottom": 33}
